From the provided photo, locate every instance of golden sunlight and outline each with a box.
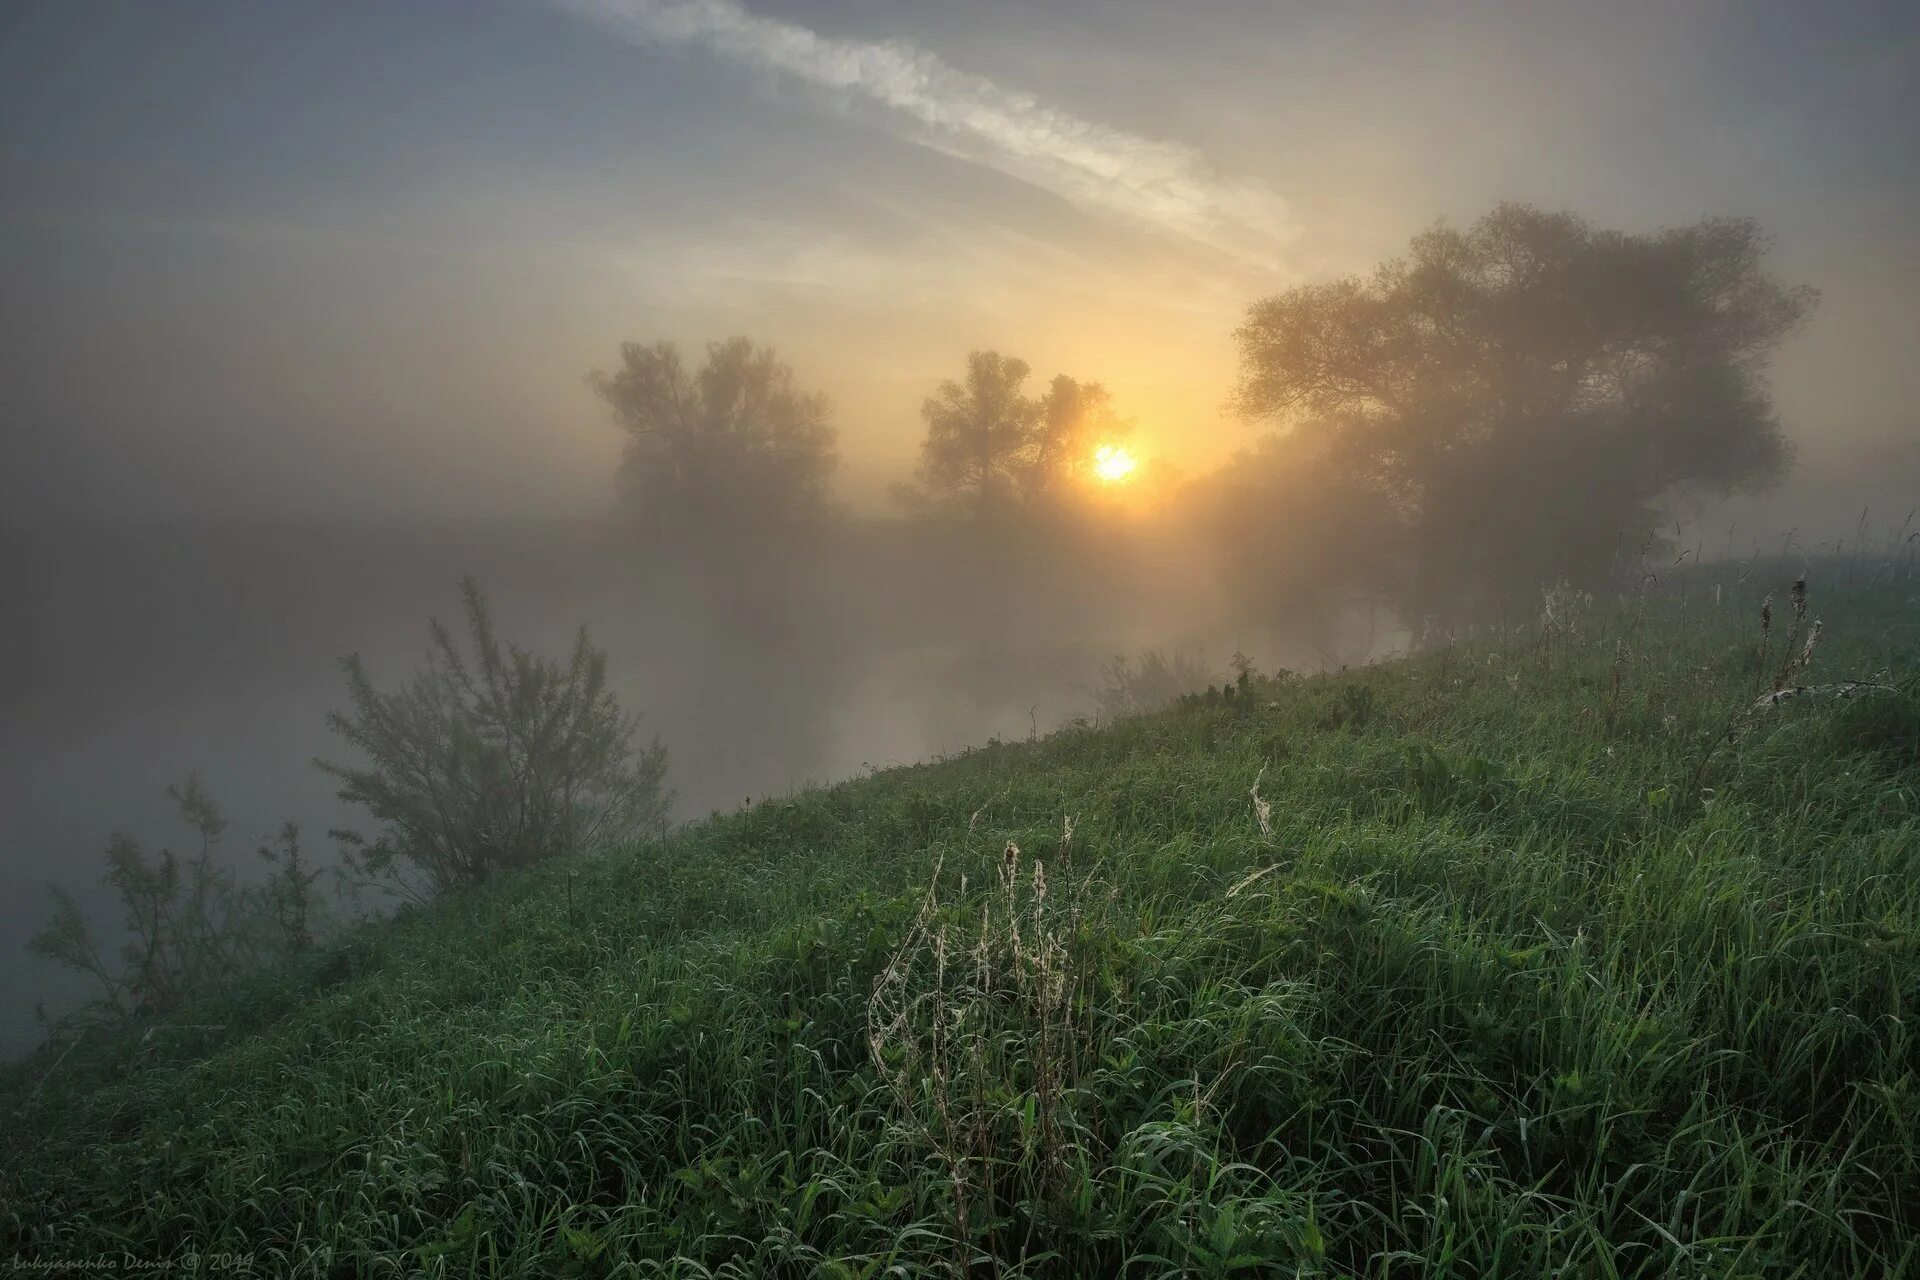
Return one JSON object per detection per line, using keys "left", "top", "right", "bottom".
{"left": 1092, "top": 444, "right": 1138, "bottom": 483}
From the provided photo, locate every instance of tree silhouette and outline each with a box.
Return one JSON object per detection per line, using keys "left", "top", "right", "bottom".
{"left": 1232, "top": 203, "right": 1815, "bottom": 623}
{"left": 591, "top": 337, "right": 838, "bottom": 535}
{"left": 898, "top": 351, "right": 1039, "bottom": 518}
{"left": 1026, "top": 375, "right": 1130, "bottom": 505}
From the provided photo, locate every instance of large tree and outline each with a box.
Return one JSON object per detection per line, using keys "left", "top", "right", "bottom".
{"left": 1190, "top": 427, "right": 1395, "bottom": 660}
{"left": 899, "top": 350, "right": 1040, "bottom": 517}
{"left": 591, "top": 336, "right": 838, "bottom": 534}
{"left": 1232, "top": 204, "right": 1815, "bottom": 623}
{"left": 1026, "top": 375, "right": 1129, "bottom": 504}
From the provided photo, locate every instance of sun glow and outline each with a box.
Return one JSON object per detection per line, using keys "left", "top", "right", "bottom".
{"left": 1092, "top": 444, "right": 1138, "bottom": 483}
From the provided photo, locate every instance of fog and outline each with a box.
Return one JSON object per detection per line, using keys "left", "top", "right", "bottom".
{"left": 0, "top": 513, "right": 1256, "bottom": 1048}
{"left": 2, "top": 0, "right": 1917, "bottom": 1050}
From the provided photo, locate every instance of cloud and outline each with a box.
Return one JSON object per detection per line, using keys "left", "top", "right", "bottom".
{"left": 558, "top": 0, "right": 1293, "bottom": 266}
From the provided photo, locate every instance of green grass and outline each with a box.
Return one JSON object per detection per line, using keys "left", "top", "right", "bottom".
{"left": 4, "top": 562, "right": 1919, "bottom": 1277}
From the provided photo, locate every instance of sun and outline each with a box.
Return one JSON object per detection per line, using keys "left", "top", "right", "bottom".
{"left": 1092, "top": 444, "right": 1138, "bottom": 484}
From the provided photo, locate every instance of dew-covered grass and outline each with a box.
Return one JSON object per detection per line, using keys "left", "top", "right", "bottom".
{"left": 4, "top": 560, "right": 1917, "bottom": 1277}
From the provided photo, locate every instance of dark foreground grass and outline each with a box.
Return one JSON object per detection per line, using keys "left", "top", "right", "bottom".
{"left": 3, "top": 562, "right": 1918, "bottom": 1277}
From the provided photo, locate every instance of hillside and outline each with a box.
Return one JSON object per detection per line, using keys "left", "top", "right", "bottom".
{"left": 4, "top": 565, "right": 1918, "bottom": 1277}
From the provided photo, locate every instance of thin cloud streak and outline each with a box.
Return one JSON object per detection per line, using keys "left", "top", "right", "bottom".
{"left": 559, "top": 0, "right": 1294, "bottom": 266}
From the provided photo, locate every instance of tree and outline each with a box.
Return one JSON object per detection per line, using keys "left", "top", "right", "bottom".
{"left": 590, "top": 336, "right": 838, "bottom": 534}
{"left": 257, "top": 822, "right": 321, "bottom": 954}
{"left": 898, "top": 350, "right": 1039, "bottom": 517}
{"left": 1191, "top": 425, "right": 1397, "bottom": 660}
{"left": 1232, "top": 203, "right": 1815, "bottom": 624}
{"left": 321, "top": 578, "right": 671, "bottom": 905}
{"left": 29, "top": 775, "right": 270, "bottom": 1023}
{"left": 1027, "top": 375, "right": 1130, "bottom": 504}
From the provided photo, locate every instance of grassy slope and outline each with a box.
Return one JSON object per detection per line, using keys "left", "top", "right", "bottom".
{"left": 3, "top": 565, "right": 1918, "bottom": 1278}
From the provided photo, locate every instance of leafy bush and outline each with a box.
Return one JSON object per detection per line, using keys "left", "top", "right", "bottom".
{"left": 321, "top": 577, "right": 671, "bottom": 904}
{"left": 28, "top": 776, "right": 310, "bottom": 1024}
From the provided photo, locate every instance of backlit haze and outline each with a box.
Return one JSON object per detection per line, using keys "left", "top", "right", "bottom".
{"left": 1, "top": 0, "right": 1916, "bottom": 1049}
{"left": 4, "top": 1, "right": 1914, "bottom": 523}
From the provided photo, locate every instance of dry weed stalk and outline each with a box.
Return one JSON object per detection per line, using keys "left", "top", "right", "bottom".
{"left": 1690, "top": 578, "right": 1893, "bottom": 802}
{"left": 1225, "top": 863, "right": 1285, "bottom": 898}
{"left": 868, "top": 834, "right": 1098, "bottom": 1271}
{"left": 1540, "top": 579, "right": 1591, "bottom": 652}
{"left": 1249, "top": 766, "right": 1273, "bottom": 839}
{"left": 1755, "top": 592, "right": 1774, "bottom": 687}
{"left": 1772, "top": 578, "right": 1811, "bottom": 693}
{"left": 1747, "top": 676, "right": 1892, "bottom": 714}
{"left": 1604, "top": 638, "right": 1629, "bottom": 738}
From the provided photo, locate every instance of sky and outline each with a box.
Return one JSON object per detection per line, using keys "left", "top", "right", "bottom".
{"left": 1, "top": 0, "right": 1916, "bottom": 523}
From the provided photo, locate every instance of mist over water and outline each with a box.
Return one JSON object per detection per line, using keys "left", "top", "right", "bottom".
{"left": 2, "top": 0, "right": 1917, "bottom": 1059}
{"left": 6, "top": 482, "right": 1906, "bottom": 1050}
{"left": 0, "top": 512, "right": 1243, "bottom": 1049}
{"left": 1, "top": 412, "right": 1913, "bottom": 1054}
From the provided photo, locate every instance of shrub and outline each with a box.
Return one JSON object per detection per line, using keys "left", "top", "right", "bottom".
{"left": 29, "top": 775, "right": 286, "bottom": 1024}
{"left": 1094, "top": 648, "right": 1216, "bottom": 718}
{"left": 256, "top": 821, "right": 321, "bottom": 953}
{"left": 320, "top": 577, "right": 671, "bottom": 904}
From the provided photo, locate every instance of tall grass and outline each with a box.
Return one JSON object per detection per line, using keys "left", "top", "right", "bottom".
{"left": 2, "top": 557, "right": 1916, "bottom": 1277}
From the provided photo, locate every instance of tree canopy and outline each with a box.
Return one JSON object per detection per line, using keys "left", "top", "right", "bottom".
{"left": 898, "top": 350, "right": 1041, "bottom": 517}
{"left": 898, "top": 354, "right": 1140, "bottom": 519}
{"left": 1231, "top": 203, "right": 1815, "bottom": 622}
{"left": 1028, "top": 375, "right": 1130, "bottom": 504}
{"left": 591, "top": 337, "right": 839, "bottom": 534}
